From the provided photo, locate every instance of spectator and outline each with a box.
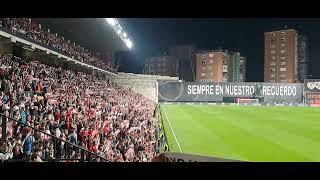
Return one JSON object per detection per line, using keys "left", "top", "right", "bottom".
{"left": 22, "top": 128, "right": 33, "bottom": 161}
{"left": 0, "top": 53, "right": 160, "bottom": 162}
{"left": 0, "top": 18, "right": 117, "bottom": 73}
{"left": 0, "top": 141, "right": 12, "bottom": 161}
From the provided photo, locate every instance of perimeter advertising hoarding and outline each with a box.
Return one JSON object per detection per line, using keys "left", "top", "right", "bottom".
{"left": 158, "top": 81, "right": 303, "bottom": 103}
{"left": 152, "top": 152, "right": 243, "bottom": 162}
{"left": 304, "top": 79, "right": 320, "bottom": 93}
{"left": 305, "top": 92, "right": 320, "bottom": 107}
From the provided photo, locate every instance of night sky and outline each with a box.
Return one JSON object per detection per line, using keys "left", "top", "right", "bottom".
{"left": 119, "top": 18, "right": 320, "bottom": 81}
{"left": 35, "top": 18, "right": 320, "bottom": 82}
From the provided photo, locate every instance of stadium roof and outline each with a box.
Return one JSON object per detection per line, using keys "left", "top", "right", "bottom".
{"left": 32, "top": 18, "right": 130, "bottom": 53}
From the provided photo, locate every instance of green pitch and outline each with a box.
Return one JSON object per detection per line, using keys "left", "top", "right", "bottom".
{"left": 161, "top": 104, "right": 320, "bottom": 162}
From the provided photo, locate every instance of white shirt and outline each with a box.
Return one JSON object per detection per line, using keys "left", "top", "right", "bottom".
{"left": 55, "top": 128, "right": 61, "bottom": 138}
{"left": 0, "top": 152, "right": 11, "bottom": 161}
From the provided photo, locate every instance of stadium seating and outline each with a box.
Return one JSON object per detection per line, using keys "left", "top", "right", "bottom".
{"left": 0, "top": 53, "right": 160, "bottom": 162}
{"left": 0, "top": 18, "right": 116, "bottom": 73}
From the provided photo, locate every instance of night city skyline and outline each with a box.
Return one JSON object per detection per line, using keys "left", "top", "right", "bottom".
{"left": 34, "top": 18, "right": 320, "bottom": 81}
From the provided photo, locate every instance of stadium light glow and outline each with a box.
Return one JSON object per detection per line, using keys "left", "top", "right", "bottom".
{"left": 105, "top": 18, "right": 133, "bottom": 49}
{"left": 125, "top": 39, "right": 133, "bottom": 49}
{"left": 106, "top": 18, "right": 116, "bottom": 26}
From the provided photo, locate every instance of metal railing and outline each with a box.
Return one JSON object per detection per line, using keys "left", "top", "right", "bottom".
{"left": 0, "top": 113, "right": 109, "bottom": 162}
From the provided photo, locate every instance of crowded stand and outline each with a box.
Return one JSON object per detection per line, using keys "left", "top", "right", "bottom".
{"left": 0, "top": 53, "right": 161, "bottom": 162}
{"left": 0, "top": 18, "right": 116, "bottom": 73}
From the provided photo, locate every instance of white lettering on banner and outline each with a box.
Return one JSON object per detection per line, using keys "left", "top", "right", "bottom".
{"left": 219, "top": 85, "right": 223, "bottom": 95}
{"left": 225, "top": 86, "right": 230, "bottom": 95}
{"left": 224, "top": 85, "right": 254, "bottom": 96}
{"left": 210, "top": 85, "right": 214, "bottom": 94}
{"left": 215, "top": 85, "right": 220, "bottom": 95}
{"left": 206, "top": 85, "right": 210, "bottom": 94}
{"left": 284, "top": 86, "right": 287, "bottom": 95}
{"left": 263, "top": 86, "right": 267, "bottom": 95}
{"left": 188, "top": 85, "right": 215, "bottom": 95}
{"left": 271, "top": 86, "right": 276, "bottom": 95}
{"left": 262, "top": 86, "right": 296, "bottom": 96}
{"left": 186, "top": 84, "right": 297, "bottom": 96}
{"left": 234, "top": 86, "right": 238, "bottom": 95}
{"left": 187, "top": 85, "right": 191, "bottom": 94}
{"left": 201, "top": 86, "right": 206, "bottom": 94}
{"left": 250, "top": 86, "right": 255, "bottom": 95}
{"left": 280, "top": 86, "right": 283, "bottom": 95}
{"left": 246, "top": 86, "right": 250, "bottom": 95}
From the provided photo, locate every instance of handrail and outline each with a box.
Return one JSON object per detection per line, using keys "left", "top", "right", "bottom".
{"left": 0, "top": 113, "right": 109, "bottom": 162}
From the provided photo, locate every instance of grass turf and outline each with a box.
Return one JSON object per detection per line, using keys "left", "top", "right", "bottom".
{"left": 161, "top": 104, "right": 320, "bottom": 162}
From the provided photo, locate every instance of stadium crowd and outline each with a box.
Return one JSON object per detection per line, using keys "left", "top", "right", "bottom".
{"left": 0, "top": 54, "right": 160, "bottom": 162}
{"left": 0, "top": 18, "right": 116, "bottom": 73}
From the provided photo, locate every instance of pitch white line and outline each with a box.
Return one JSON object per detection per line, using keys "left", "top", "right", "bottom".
{"left": 162, "top": 106, "right": 183, "bottom": 153}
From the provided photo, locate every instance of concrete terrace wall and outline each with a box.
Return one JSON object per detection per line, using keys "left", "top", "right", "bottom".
{"left": 111, "top": 72, "right": 178, "bottom": 102}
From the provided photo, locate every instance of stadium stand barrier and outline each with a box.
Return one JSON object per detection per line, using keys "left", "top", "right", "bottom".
{"left": 156, "top": 104, "right": 169, "bottom": 153}
{"left": 152, "top": 152, "right": 244, "bottom": 162}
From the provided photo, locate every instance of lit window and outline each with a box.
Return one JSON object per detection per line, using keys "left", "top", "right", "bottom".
{"left": 209, "top": 53, "right": 214, "bottom": 57}
{"left": 280, "top": 73, "right": 286, "bottom": 78}
{"left": 280, "top": 68, "right": 286, "bottom": 72}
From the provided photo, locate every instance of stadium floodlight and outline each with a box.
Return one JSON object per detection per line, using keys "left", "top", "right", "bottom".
{"left": 125, "top": 39, "right": 133, "bottom": 49}
{"left": 105, "top": 18, "right": 133, "bottom": 50}
{"left": 106, "top": 18, "right": 116, "bottom": 26}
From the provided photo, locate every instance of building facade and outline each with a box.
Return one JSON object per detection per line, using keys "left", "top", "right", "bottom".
{"left": 143, "top": 56, "right": 179, "bottom": 77}
{"left": 264, "top": 29, "right": 308, "bottom": 83}
{"left": 239, "top": 56, "right": 246, "bottom": 82}
{"left": 195, "top": 49, "right": 246, "bottom": 82}
{"left": 168, "top": 45, "right": 196, "bottom": 82}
